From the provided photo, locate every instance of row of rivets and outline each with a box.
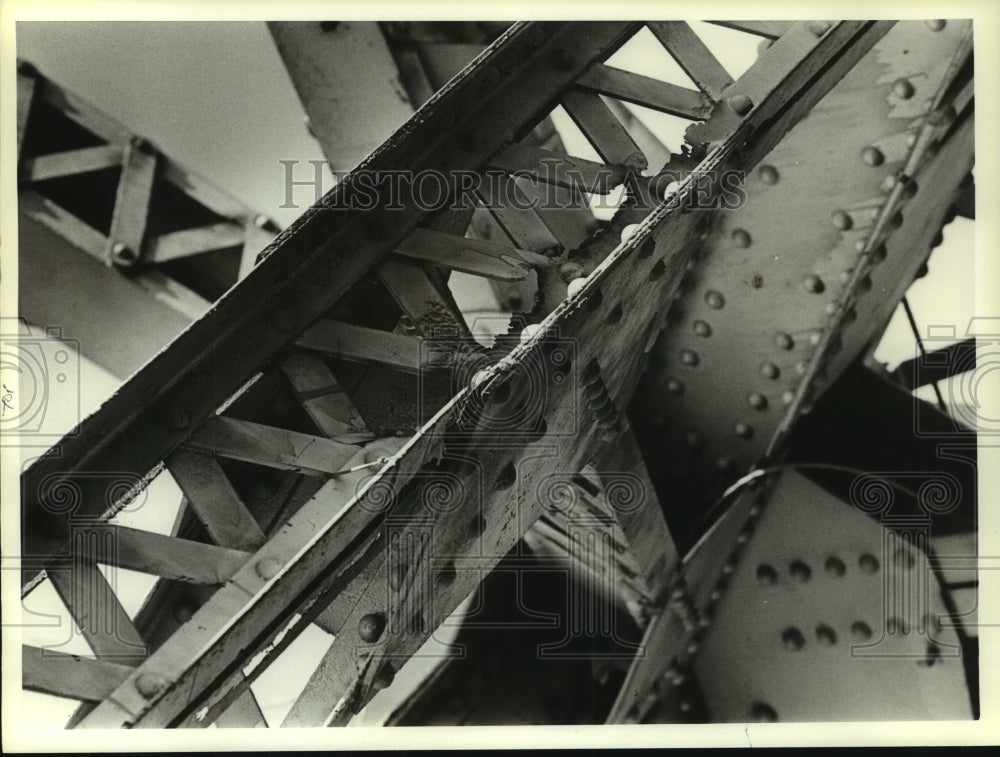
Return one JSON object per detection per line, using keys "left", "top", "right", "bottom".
{"left": 756, "top": 553, "right": 878, "bottom": 586}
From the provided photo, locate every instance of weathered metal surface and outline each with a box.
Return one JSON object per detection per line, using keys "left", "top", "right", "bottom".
{"left": 20, "top": 22, "right": 642, "bottom": 583}
{"left": 267, "top": 22, "right": 419, "bottom": 170}
{"left": 694, "top": 471, "right": 971, "bottom": 721}
{"left": 15, "top": 18, "right": 977, "bottom": 730}
{"left": 15, "top": 66, "right": 279, "bottom": 377}
{"left": 630, "top": 21, "right": 973, "bottom": 543}
{"left": 606, "top": 479, "right": 766, "bottom": 723}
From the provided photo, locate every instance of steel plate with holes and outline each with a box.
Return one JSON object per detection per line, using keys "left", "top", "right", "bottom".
{"left": 694, "top": 470, "right": 971, "bottom": 721}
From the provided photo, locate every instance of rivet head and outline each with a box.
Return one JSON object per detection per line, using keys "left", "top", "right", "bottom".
{"left": 680, "top": 348, "right": 700, "bottom": 367}
{"left": 727, "top": 93, "right": 754, "bottom": 116}
{"left": 751, "top": 702, "right": 778, "bottom": 722}
{"left": 372, "top": 662, "right": 396, "bottom": 690}
{"left": 619, "top": 224, "right": 640, "bottom": 244}
{"left": 692, "top": 319, "right": 712, "bottom": 338}
{"left": 926, "top": 19, "right": 946, "bottom": 31}
{"left": 893, "top": 78, "right": 915, "bottom": 99}
{"left": 666, "top": 378, "right": 685, "bottom": 396}
{"left": 775, "top": 332, "right": 794, "bottom": 350}
{"left": 880, "top": 174, "right": 898, "bottom": 194}
{"left": 255, "top": 557, "right": 282, "bottom": 581}
{"left": 731, "top": 228, "right": 752, "bottom": 248}
{"left": 567, "top": 277, "right": 588, "bottom": 298}
{"left": 903, "top": 180, "right": 918, "bottom": 199}
{"left": 825, "top": 556, "right": 846, "bottom": 577}
{"left": 782, "top": 627, "right": 806, "bottom": 651}
{"left": 802, "top": 274, "right": 825, "bottom": 294}
{"left": 716, "top": 456, "right": 734, "bottom": 472}
{"left": 851, "top": 620, "right": 873, "bottom": 641}
{"left": 136, "top": 672, "right": 169, "bottom": 699}
{"left": 705, "top": 290, "right": 725, "bottom": 309}
{"left": 358, "top": 612, "right": 386, "bottom": 643}
{"left": 111, "top": 242, "right": 138, "bottom": 264}
{"left": 172, "top": 599, "right": 198, "bottom": 624}
{"left": 748, "top": 392, "right": 768, "bottom": 410}
{"left": 760, "top": 362, "right": 779, "bottom": 380}
{"left": 816, "top": 624, "right": 837, "bottom": 646}
{"left": 858, "top": 275, "right": 873, "bottom": 293}
{"left": 870, "top": 245, "right": 888, "bottom": 264}
{"left": 931, "top": 230, "right": 944, "bottom": 249}
{"left": 831, "top": 210, "right": 853, "bottom": 231}
{"left": 859, "top": 553, "right": 880, "bottom": 573}
{"left": 930, "top": 105, "right": 956, "bottom": 128}
{"left": 781, "top": 389, "right": 796, "bottom": 406}
{"left": 758, "top": 165, "right": 780, "bottom": 185}
{"left": 131, "top": 136, "right": 154, "bottom": 153}
{"left": 807, "top": 20, "right": 831, "bottom": 36}
{"left": 861, "top": 146, "right": 885, "bottom": 166}
{"left": 756, "top": 563, "right": 777, "bottom": 586}
{"left": 520, "top": 323, "right": 543, "bottom": 344}
{"left": 789, "top": 559, "right": 812, "bottom": 582}
{"left": 735, "top": 422, "right": 753, "bottom": 440}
